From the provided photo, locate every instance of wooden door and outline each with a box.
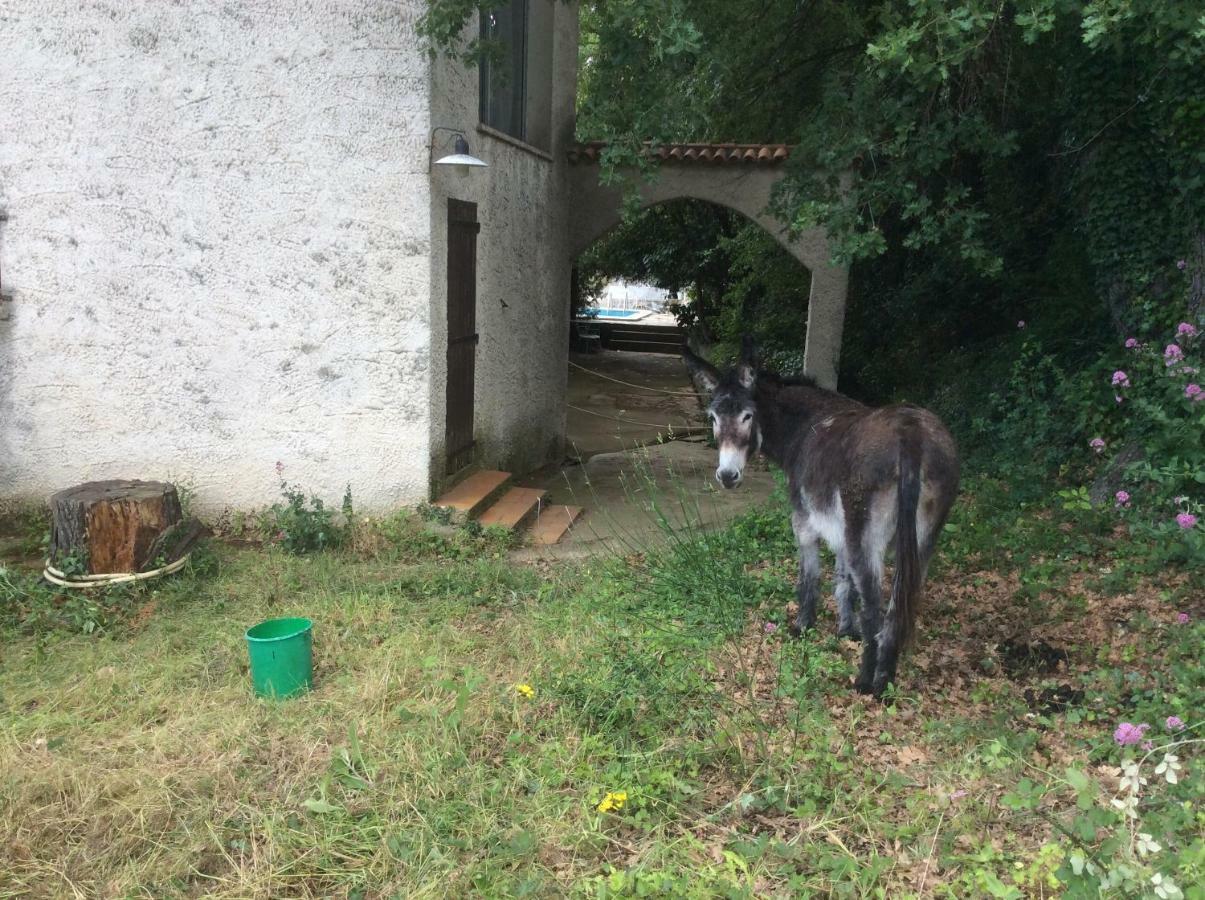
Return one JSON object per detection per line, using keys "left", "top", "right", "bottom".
{"left": 445, "top": 199, "right": 479, "bottom": 471}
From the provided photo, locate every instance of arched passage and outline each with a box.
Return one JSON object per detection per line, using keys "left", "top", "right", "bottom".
{"left": 567, "top": 144, "right": 848, "bottom": 388}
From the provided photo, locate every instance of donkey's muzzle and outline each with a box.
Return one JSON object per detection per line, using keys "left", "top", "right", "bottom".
{"left": 717, "top": 469, "right": 742, "bottom": 489}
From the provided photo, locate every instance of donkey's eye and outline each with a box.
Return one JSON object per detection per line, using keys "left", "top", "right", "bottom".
{"left": 740, "top": 412, "right": 753, "bottom": 424}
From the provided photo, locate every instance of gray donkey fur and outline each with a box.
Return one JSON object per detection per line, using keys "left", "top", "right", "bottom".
{"left": 684, "top": 340, "right": 960, "bottom": 697}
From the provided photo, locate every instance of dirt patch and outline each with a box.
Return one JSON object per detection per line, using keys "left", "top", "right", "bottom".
{"left": 704, "top": 561, "right": 1194, "bottom": 783}
{"left": 997, "top": 639, "right": 1068, "bottom": 678}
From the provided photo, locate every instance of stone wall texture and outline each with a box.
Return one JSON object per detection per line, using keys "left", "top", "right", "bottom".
{"left": 426, "top": 2, "right": 579, "bottom": 488}
{"left": 0, "top": 1, "right": 433, "bottom": 512}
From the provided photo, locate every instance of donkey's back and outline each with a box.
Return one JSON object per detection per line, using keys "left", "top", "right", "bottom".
{"left": 795, "top": 403, "right": 959, "bottom": 552}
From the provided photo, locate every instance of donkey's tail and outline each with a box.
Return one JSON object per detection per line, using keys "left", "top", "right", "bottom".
{"left": 891, "top": 438, "right": 924, "bottom": 649}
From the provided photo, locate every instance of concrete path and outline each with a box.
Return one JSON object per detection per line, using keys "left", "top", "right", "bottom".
{"left": 564, "top": 350, "right": 703, "bottom": 459}
{"left": 514, "top": 440, "right": 778, "bottom": 561}
{"left": 514, "top": 349, "right": 780, "bottom": 560}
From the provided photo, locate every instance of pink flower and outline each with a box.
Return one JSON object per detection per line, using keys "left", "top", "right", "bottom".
{"left": 1166, "top": 716, "right": 1185, "bottom": 731}
{"left": 1177, "top": 612, "right": 1190, "bottom": 625}
{"left": 275, "top": 461, "right": 285, "bottom": 476}
{"left": 1114, "top": 490, "right": 1131, "bottom": 508}
{"left": 1177, "top": 259, "right": 1187, "bottom": 270}
{"left": 1017, "top": 320, "right": 1026, "bottom": 329}
{"left": 1114, "top": 722, "right": 1150, "bottom": 746}
{"left": 1124, "top": 337, "right": 1139, "bottom": 349}
{"left": 1187, "top": 384, "right": 1203, "bottom": 401}
{"left": 1115, "top": 394, "right": 1124, "bottom": 405}
{"left": 1164, "top": 344, "right": 1184, "bottom": 365}
{"left": 763, "top": 622, "right": 778, "bottom": 634}
{"left": 1111, "top": 370, "right": 1130, "bottom": 388}
{"left": 1142, "top": 740, "right": 1154, "bottom": 751}
{"left": 1176, "top": 513, "right": 1198, "bottom": 529}
{"left": 1177, "top": 322, "right": 1198, "bottom": 339}
{"left": 949, "top": 789, "right": 968, "bottom": 800}
{"left": 1089, "top": 437, "right": 1106, "bottom": 454}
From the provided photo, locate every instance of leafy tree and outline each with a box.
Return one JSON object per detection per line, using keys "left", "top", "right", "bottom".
{"left": 421, "top": 1, "right": 1203, "bottom": 380}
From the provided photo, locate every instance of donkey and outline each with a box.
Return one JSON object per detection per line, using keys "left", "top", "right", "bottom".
{"left": 684, "top": 341, "right": 959, "bottom": 697}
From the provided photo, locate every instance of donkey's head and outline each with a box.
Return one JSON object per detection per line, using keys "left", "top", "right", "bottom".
{"left": 683, "top": 339, "right": 760, "bottom": 489}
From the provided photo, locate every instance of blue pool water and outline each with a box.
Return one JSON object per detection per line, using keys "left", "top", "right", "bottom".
{"left": 581, "top": 308, "right": 643, "bottom": 319}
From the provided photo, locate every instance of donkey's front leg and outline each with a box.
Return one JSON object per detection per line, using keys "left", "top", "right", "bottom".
{"left": 789, "top": 511, "right": 822, "bottom": 637}
{"left": 833, "top": 550, "right": 861, "bottom": 640}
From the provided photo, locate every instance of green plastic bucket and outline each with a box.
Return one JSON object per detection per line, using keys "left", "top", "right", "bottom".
{"left": 245, "top": 617, "right": 313, "bottom": 698}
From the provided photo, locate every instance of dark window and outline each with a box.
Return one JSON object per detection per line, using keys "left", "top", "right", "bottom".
{"left": 479, "top": 0, "right": 528, "bottom": 141}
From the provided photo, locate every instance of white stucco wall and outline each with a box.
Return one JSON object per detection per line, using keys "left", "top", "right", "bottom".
{"left": 0, "top": 1, "right": 433, "bottom": 513}
{"left": 427, "top": 1, "right": 579, "bottom": 486}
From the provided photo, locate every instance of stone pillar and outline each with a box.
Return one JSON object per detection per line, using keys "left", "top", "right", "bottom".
{"left": 802, "top": 261, "right": 848, "bottom": 390}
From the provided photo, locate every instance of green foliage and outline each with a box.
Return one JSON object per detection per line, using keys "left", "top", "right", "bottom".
{"left": 967, "top": 332, "right": 1108, "bottom": 482}
{"left": 422, "top": 1, "right": 1201, "bottom": 411}
{"left": 0, "top": 543, "right": 219, "bottom": 637}
{"left": 930, "top": 313, "right": 1204, "bottom": 571}
{"left": 1095, "top": 324, "right": 1205, "bottom": 565}
{"left": 1, "top": 478, "right": 1201, "bottom": 895}
{"left": 261, "top": 475, "right": 351, "bottom": 555}
{"left": 354, "top": 509, "right": 518, "bottom": 562}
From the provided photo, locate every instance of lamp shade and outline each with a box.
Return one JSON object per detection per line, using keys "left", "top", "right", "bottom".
{"left": 434, "top": 135, "right": 488, "bottom": 168}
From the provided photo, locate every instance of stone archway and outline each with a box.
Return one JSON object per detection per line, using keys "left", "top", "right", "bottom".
{"left": 567, "top": 143, "right": 848, "bottom": 389}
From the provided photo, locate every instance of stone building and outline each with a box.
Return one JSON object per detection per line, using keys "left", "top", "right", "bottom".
{"left": 0, "top": 1, "right": 845, "bottom": 513}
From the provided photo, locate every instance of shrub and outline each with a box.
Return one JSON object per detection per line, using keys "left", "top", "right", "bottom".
{"left": 260, "top": 464, "right": 352, "bottom": 555}
{"left": 1090, "top": 322, "right": 1204, "bottom": 565}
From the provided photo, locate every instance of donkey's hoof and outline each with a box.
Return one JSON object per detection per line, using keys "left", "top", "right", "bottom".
{"left": 853, "top": 676, "right": 875, "bottom": 695}
{"left": 870, "top": 677, "right": 896, "bottom": 703}
{"left": 836, "top": 626, "right": 862, "bottom": 642}
{"left": 789, "top": 619, "right": 815, "bottom": 640}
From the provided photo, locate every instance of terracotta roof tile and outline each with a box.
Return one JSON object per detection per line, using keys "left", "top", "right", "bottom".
{"left": 567, "top": 141, "right": 792, "bottom": 166}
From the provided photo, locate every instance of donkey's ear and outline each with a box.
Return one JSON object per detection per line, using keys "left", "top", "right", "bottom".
{"left": 682, "top": 345, "right": 721, "bottom": 394}
{"left": 736, "top": 335, "right": 758, "bottom": 390}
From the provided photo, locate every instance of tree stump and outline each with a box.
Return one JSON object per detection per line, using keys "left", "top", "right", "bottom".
{"left": 49, "top": 480, "right": 191, "bottom": 574}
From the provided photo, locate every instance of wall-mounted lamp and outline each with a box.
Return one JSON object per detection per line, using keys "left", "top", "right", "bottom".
{"left": 429, "top": 127, "right": 488, "bottom": 173}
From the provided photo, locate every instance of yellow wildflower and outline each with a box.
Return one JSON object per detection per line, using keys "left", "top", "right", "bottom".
{"left": 597, "top": 791, "right": 628, "bottom": 813}
{"left": 514, "top": 683, "right": 535, "bottom": 699}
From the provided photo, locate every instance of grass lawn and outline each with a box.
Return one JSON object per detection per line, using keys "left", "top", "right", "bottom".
{"left": 1, "top": 483, "right": 1201, "bottom": 898}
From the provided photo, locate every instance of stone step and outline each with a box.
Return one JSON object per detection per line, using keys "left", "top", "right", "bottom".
{"left": 477, "top": 487, "right": 546, "bottom": 530}
{"left": 575, "top": 320, "right": 684, "bottom": 337}
{"left": 528, "top": 505, "right": 584, "bottom": 545}
{"left": 607, "top": 338, "right": 683, "bottom": 355}
{"left": 433, "top": 470, "right": 512, "bottom": 520}
{"left": 605, "top": 325, "right": 684, "bottom": 339}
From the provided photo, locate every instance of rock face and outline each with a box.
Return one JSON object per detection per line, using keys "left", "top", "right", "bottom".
{"left": 49, "top": 480, "right": 183, "bottom": 574}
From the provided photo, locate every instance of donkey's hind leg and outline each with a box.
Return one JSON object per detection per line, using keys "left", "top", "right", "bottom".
{"left": 847, "top": 546, "right": 884, "bottom": 694}
{"left": 834, "top": 550, "right": 861, "bottom": 640}
{"left": 789, "top": 511, "right": 822, "bottom": 637}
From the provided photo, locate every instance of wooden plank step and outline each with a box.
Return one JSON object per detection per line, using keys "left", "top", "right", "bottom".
{"left": 433, "top": 470, "right": 511, "bottom": 519}
{"left": 528, "top": 505, "right": 584, "bottom": 545}
{"left": 477, "top": 487, "right": 546, "bottom": 530}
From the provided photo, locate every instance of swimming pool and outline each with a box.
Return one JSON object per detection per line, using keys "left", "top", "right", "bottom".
{"left": 579, "top": 308, "right": 649, "bottom": 320}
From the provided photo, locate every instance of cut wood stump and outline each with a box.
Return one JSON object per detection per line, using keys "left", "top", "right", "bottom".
{"left": 48, "top": 480, "right": 202, "bottom": 574}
